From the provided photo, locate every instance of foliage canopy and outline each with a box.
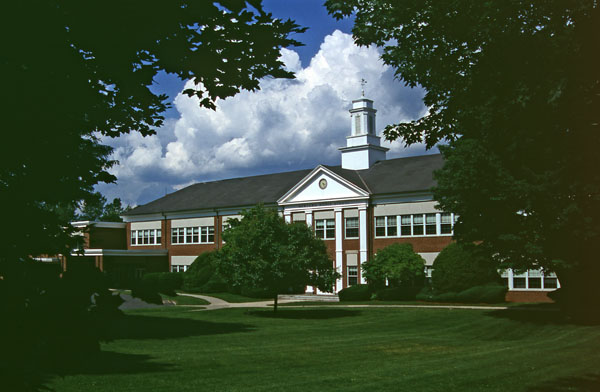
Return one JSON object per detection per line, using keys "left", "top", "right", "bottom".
{"left": 327, "top": 1, "right": 600, "bottom": 304}
{"left": 2, "top": 1, "right": 305, "bottom": 261}
{"left": 362, "top": 243, "right": 425, "bottom": 289}
{"left": 217, "top": 205, "right": 339, "bottom": 311}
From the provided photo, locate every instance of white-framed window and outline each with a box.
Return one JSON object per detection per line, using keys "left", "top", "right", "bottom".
{"left": 171, "top": 226, "right": 214, "bottom": 244}
{"left": 348, "top": 266, "right": 358, "bottom": 286}
{"left": 503, "top": 269, "right": 560, "bottom": 290}
{"left": 400, "top": 215, "right": 412, "bottom": 236}
{"left": 375, "top": 213, "right": 458, "bottom": 238}
{"left": 440, "top": 213, "right": 453, "bottom": 234}
{"left": 171, "top": 265, "right": 188, "bottom": 273}
{"left": 412, "top": 214, "right": 424, "bottom": 235}
{"left": 315, "top": 219, "right": 335, "bottom": 239}
{"left": 131, "top": 229, "right": 162, "bottom": 246}
{"left": 345, "top": 217, "right": 359, "bottom": 239}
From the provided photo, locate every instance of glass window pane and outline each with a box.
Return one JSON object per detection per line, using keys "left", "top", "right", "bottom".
{"left": 387, "top": 216, "right": 397, "bottom": 226}
{"left": 528, "top": 277, "right": 542, "bottom": 289}
{"left": 413, "top": 215, "right": 423, "bottom": 224}
{"left": 375, "top": 217, "right": 386, "bottom": 226}
{"left": 426, "top": 214, "right": 436, "bottom": 224}
{"left": 413, "top": 224, "right": 424, "bottom": 235}
{"left": 326, "top": 219, "right": 335, "bottom": 228}
{"left": 513, "top": 277, "right": 527, "bottom": 289}
{"left": 543, "top": 277, "right": 558, "bottom": 289}
{"left": 401, "top": 215, "right": 411, "bottom": 225}
{"left": 441, "top": 213, "right": 451, "bottom": 223}
{"left": 316, "top": 220, "right": 325, "bottom": 229}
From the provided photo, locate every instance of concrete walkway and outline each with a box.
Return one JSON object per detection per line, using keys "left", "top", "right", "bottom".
{"left": 178, "top": 293, "right": 301, "bottom": 310}
{"left": 177, "top": 293, "right": 508, "bottom": 311}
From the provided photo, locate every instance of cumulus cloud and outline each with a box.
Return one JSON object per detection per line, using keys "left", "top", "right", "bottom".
{"left": 98, "top": 30, "right": 433, "bottom": 206}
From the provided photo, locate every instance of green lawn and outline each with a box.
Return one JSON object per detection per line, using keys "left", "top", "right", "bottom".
{"left": 46, "top": 306, "right": 600, "bottom": 392}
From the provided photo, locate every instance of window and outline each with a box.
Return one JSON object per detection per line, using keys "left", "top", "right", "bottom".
{"left": 171, "top": 226, "right": 214, "bottom": 244}
{"left": 505, "top": 269, "right": 560, "bottom": 290}
{"left": 354, "top": 115, "right": 361, "bottom": 133}
{"left": 401, "top": 215, "right": 411, "bottom": 236}
{"left": 375, "top": 217, "right": 386, "bottom": 237}
{"left": 425, "top": 214, "right": 437, "bottom": 235}
{"left": 348, "top": 266, "right": 358, "bottom": 286}
{"left": 315, "top": 219, "right": 335, "bottom": 239}
{"left": 386, "top": 216, "right": 397, "bottom": 236}
{"left": 441, "top": 213, "right": 453, "bottom": 234}
{"left": 345, "top": 217, "right": 359, "bottom": 238}
{"left": 413, "top": 214, "right": 424, "bottom": 235}
{"left": 171, "top": 265, "right": 188, "bottom": 273}
{"left": 131, "top": 229, "right": 161, "bottom": 246}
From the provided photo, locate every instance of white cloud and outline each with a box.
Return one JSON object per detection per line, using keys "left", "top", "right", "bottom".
{"left": 98, "top": 30, "right": 432, "bottom": 206}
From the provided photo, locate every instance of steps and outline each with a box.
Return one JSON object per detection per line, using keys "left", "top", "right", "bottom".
{"left": 278, "top": 294, "right": 339, "bottom": 302}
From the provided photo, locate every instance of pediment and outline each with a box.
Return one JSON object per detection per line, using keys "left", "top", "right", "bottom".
{"left": 278, "top": 166, "right": 369, "bottom": 205}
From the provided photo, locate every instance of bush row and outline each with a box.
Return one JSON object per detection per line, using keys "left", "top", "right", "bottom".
{"left": 338, "top": 283, "right": 507, "bottom": 304}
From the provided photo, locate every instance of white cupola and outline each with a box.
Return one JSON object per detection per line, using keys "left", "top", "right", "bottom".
{"left": 339, "top": 97, "right": 388, "bottom": 170}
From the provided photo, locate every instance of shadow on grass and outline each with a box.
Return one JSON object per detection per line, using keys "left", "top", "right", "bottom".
{"left": 102, "top": 314, "right": 255, "bottom": 340}
{"left": 246, "top": 308, "right": 361, "bottom": 319}
{"left": 528, "top": 373, "right": 600, "bottom": 392}
{"left": 53, "top": 350, "right": 174, "bottom": 376}
{"left": 484, "top": 305, "right": 600, "bottom": 326}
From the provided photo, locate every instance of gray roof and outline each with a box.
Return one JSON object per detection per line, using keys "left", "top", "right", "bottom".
{"left": 124, "top": 154, "right": 443, "bottom": 216}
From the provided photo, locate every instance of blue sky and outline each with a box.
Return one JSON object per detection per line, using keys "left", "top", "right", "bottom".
{"left": 99, "top": 1, "right": 432, "bottom": 207}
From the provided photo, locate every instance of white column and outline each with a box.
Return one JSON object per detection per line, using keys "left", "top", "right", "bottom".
{"left": 359, "top": 207, "right": 368, "bottom": 284}
{"left": 306, "top": 211, "right": 313, "bottom": 228}
{"left": 335, "top": 208, "right": 343, "bottom": 292}
{"left": 508, "top": 269, "right": 514, "bottom": 290}
{"left": 284, "top": 212, "right": 291, "bottom": 223}
{"left": 436, "top": 212, "right": 441, "bottom": 235}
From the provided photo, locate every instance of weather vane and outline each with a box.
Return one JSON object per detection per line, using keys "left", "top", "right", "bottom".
{"left": 360, "top": 78, "right": 367, "bottom": 97}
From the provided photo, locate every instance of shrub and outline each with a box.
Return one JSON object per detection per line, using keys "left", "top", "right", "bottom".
{"left": 363, "top": 243, "right": 425, "bottom": 291}
{"left": 142, "top": 272, "right": 182, "bottom": 295}
{"left": 455, "top": 284, "right": 507, "bottom": 304}
{"left": 338, "top": 284, "right": 371, "bottom": 301}
{"left": 434, "top": 291, "right": 458, "bottom": 302}
{"left": 431, "top": 243, "right": 501, "bottom": 293}
{"left": 201, "top": 274, "right": 229, "bottom": 293}
{"left": 376, "top": 286, "right": 420, "bottom": 301}
{"left": 183, "top": 251, "right": 221, "bottom": 292}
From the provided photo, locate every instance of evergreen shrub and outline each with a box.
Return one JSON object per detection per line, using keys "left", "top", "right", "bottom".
{"left": 338, "top": 284, "right": 371, "bottom": 301}
{"left": 431, "top": 243, "right": 500, "bottom": 293}
{"left": 376, "top": 286, "right": 420, "bottom": 301}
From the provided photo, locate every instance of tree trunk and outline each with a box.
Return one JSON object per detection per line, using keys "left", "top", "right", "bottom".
{"left": 273, "top": 293, "right": 278, "bottom": 313}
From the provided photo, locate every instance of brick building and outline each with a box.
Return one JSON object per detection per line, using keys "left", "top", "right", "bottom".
{"left": 74, "top": 97, "right": 558, "bottom": 301}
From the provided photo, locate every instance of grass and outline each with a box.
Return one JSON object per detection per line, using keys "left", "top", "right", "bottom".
{"left": 279, "top": 300, "right": 512, "bottom": 307}
{"left": 45, "top": 306, "right": 600, "bottom": 391}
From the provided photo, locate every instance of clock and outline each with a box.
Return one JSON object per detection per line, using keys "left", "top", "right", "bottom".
{"left": 319, "top": 179, "right": 328, "bottom": 189}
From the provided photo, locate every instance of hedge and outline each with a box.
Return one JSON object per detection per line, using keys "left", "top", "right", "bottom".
{"left": 416, "top": 284, "right": 507, "bottom": 304}
{"left": 338, "top": 284, "right": 371, "bottom": 301}
{"left": 376, "top": 286, "right": 420, "bottom": 301}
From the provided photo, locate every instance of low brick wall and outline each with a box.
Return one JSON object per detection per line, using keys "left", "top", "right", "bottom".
{"left": 505, "top": 290, "right": 554, "bottom": 303}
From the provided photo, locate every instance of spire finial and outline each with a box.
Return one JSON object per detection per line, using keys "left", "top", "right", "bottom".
{"left": 360, "top": 78, "right": 367, "bottom": 97}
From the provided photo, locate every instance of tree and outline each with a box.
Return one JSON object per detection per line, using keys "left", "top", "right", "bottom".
{"left": 77, "top": 192, "right": 130, "bottom": 222}
{"left": 327, "top": 1, "right": 600, "bottom": 309}
{"left": 217, "top": 205, "right": 339, "bottom": 312}
{"left": 362, "top": 243, "right": 425, "bottom": 290}
{"left": 1, "top": 2, "right": 305, "bottom": 388}
{"left": 2, "top": 1, "right": 305, "bottom": 262}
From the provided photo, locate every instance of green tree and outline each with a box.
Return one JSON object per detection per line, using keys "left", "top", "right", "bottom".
{"left": 362, "top": 243, "right": 425, "bottom": 290}
{"left": 77, "top": 192, "right": 129, "bottom": 222}
{"left": 217, "top": 205, "right": 339, "bottom": 311}
{"left": 327, "top": 1, "right": 600, "bottom": 308}
{"left": 2, "top": 1, "right": 305, "bottom": 262}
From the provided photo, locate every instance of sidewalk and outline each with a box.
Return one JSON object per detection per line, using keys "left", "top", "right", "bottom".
{"left": 178, "top": 293, "right": 509, "bottom": 311}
